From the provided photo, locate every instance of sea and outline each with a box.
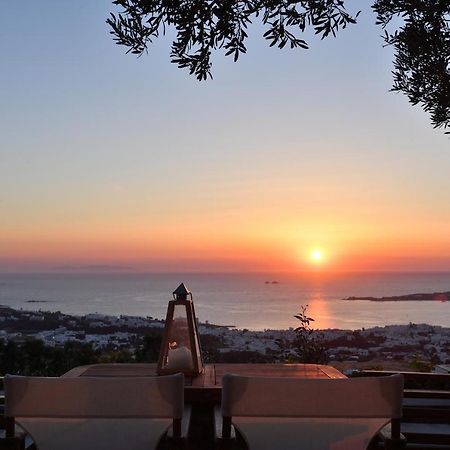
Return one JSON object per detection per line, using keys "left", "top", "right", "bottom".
{"left": 0, "top": 272, "right": 449, "bottom": 331}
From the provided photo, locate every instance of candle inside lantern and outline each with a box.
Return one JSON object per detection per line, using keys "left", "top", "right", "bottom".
{"left": 166, "top": 346, "right": 194, "bottom": 371}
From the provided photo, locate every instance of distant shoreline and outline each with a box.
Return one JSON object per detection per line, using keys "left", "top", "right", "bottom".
{"left": 343, "top": 291, "right": 449, "bottom": 302}
{"left": 0, "top": 304, "right": 447, "bottom": 332}
{"left": 1, "top": 305, "right": 449, "bottom": 370}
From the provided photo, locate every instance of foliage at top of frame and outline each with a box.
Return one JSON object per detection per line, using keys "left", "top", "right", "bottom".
{"left": 108, "top": 0, "right": 450, "bottom": 132}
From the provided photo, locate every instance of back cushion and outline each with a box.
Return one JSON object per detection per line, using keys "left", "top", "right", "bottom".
{"left": 5, "top": 374, "right": 184, "bottom": 419}
{"left": 222, "top": 374, "right": 403, "bottom": 418}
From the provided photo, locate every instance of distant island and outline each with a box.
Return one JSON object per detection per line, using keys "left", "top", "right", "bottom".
{"left": 26, "top": 300, "right": 51, "bottom": 303}
{"left": 343, "top": 292, "right": 449, "bottom": 302}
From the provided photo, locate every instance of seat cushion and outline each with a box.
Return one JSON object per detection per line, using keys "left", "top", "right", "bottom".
{"left": 232, "top": 417, "right": 388, "bottom": 450}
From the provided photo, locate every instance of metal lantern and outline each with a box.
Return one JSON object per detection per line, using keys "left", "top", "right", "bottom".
{"left": 157, "top": 283, "right": 203, "bottom": 376}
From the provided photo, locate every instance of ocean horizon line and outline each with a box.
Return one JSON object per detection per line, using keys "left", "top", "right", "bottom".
{"left": 2, "top": 269, "right": 450, "bottom": 275}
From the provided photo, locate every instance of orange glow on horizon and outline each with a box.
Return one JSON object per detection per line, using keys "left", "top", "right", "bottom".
{"left": 1, "top": 207, "right": 450, "bottom": 272}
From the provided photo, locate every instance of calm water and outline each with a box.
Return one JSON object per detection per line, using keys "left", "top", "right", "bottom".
{"left": 0, "top": 272, "right": 449, "bottom": 330}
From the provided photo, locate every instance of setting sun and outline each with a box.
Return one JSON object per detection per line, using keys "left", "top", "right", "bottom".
{"left": 310, "top": 249, "right": 323, "bottom": 263}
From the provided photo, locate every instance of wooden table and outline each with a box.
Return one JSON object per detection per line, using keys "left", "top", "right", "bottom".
{"left": 64, "top": 363, "right": 345, "bottom": 404}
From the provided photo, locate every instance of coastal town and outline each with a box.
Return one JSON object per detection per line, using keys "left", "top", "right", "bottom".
{"left": 1, "top": 305, "right": 449, "bottom": 371}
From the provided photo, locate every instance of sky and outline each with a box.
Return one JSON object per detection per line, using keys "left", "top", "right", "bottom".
{"left": 0, "top": 1, "right": 449, "bottom": 273}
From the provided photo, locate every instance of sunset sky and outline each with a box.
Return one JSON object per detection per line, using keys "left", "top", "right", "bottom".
{"left": 1, "top": 1, "right": 449, "bottom": 273}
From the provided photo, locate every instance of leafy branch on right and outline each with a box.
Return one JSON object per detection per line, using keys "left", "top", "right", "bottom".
{"left": 373, "top": 0, "right": 450, "bottom": 132}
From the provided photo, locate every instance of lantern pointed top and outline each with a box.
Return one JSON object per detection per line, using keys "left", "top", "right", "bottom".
{"left": 173, "top": 282, "right": 192, "bottom": 301}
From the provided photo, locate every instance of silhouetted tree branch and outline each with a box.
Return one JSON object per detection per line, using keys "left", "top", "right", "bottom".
{"left": 107, "top": 0, "right": 359, "bottom": 80}
{"left": 373, "top": 0, "right": 450, "bottom": 132}
{"left": 107, "top": 0, "right": 450, "bottom": 132}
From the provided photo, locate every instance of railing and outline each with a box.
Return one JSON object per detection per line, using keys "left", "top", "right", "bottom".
{"left": 359, "top": 370, "right": 450, "bottom": 390}
{"left": 359, "top": 370, "right": 450, "bottom": 448}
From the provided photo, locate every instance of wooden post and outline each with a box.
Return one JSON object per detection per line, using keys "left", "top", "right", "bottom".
{"left": 5, "top": 416, "right": 15, "bottom": 438}
{"left": 172, "top": 418, "right": 182, "bottom": 438}
{"left": 391, "top": 418, "right": 401, "bottom": 440}
{"left": 222, "top": 416, "right": 232, "bottom": 439}
{"left": 386, "top": 418, "right": 407, "bottom": 449}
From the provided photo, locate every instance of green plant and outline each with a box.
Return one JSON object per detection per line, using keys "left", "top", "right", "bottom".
{"left": 292, "top": 305, "right": 328, "bottom": 364}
